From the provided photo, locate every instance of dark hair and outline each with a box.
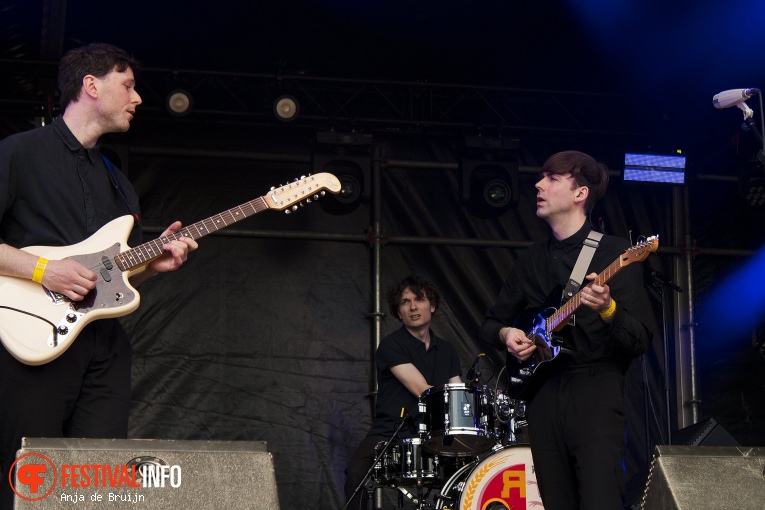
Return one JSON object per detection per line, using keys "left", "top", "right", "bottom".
{"left": 58, "top": 43, "right": 140, "bottom": 111}
{"left": 540, "top": 150, "right": 609, "bottom": 213}
{"left": 387, "top": 275, "right": 440, "bottom": 320}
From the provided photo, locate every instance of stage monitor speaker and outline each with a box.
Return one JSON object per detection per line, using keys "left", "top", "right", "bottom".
{"left": 641, "top": 445, "right": 765, "bottom": 509}
{"left": 672, "top": 417, "right": 739, "bottom": 447}
{"left": 11, "top": 437, "right": 280, "bottom": 509}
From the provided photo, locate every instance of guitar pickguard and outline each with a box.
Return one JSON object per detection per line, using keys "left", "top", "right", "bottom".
{"left": 44, "top": 244, "right": 137, "bottom": 349}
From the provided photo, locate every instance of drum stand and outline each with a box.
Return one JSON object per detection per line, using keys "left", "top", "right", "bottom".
{"left": 343, "top": 415, "right": 412, "bottom": 510}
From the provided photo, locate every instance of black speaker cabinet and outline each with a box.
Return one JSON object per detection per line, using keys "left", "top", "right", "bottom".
{"left": 641, "top": 445, "right": 765, "bottom": 509}
{"left": 672, "top": 418, "right": 739, "bottom": 447}
{"left": 12, "top": 437, "right": 280, "bottom": 509}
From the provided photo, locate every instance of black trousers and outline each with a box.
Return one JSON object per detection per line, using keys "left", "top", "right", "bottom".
{"left": 0, "top": 320, "right": 131, "bottom": 510}
{"left": 526, "top": 366, "right": 626, "bottom": 510}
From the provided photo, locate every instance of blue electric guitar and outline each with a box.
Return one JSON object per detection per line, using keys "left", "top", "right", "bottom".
{"left": 506, "top": 236, "right": 659, "bottom": 400}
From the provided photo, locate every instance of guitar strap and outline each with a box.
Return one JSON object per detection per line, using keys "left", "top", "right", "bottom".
{"left": 562, "top": 230, "right": 602, "bottom": 302}
{"left": 100, "top": 153, "right": 141, "bottom": 225}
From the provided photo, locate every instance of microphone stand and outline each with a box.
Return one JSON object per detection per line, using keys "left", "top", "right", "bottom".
{"left": 645, "top": 270, "right": 682, "bottom": 450}
{"left": 342, "top": 416, "right": 410, "bottom": 510}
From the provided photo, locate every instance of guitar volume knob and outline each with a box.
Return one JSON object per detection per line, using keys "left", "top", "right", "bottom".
{"left": 66, "top": 313, "right": 77, "bottom": 323}
{"left": 57, "top": 325, "right": 69, "bottom": 336}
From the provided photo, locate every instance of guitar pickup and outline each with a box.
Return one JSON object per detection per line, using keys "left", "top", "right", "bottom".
{"left": 100, "top": 268, "right": 112, "bottom": 282}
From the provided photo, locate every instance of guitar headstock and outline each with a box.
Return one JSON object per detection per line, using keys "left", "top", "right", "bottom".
{"left": 622, "top": 235, "right": 659, "bottom": 265}
{"left": 263, "top": 173, "right": 342, "bottom": 213}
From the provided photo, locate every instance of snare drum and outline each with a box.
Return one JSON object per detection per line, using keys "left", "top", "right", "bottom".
{"left": 420, "top": 383, "right": 495, "bottom": 456}
{"left": 435, "top": 445, "right": 544, "bottom": 509}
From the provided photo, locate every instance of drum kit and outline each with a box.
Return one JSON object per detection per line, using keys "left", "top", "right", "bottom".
{"left": 368, "top": 383, "right": 544, "bottom": 510}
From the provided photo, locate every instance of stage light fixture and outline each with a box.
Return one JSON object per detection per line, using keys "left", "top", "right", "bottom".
{"left": 313, "top": 132, "right": 372, "bottom": 215}
{"left": 483, "top": 178, "right": 512, "bottom": 208}
{"left": 336, "top": 173, "right": 362, "bottom": 204}
{"left": 166, "top": 89, "right": 193, "bottom": 116}
{"left": 462, "top": 162, "right": 518, "bottom": 217}
{"left": 460, "top": 135, "right": 519, "bottom": 217}
{"left": 273, "top": 95, "right": 300, "bottom": 122}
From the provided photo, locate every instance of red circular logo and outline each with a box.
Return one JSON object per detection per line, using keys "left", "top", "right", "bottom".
{"left": 9, "top": 452, "right": 57, "bottom": 501}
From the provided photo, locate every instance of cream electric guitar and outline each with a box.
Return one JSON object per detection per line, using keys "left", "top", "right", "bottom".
{"left": 0, "top": 173, "right": 341, "bottom": 365}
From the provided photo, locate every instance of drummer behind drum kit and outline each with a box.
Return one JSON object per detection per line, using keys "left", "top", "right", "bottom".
{"left": 370, "top": 383, "right": 544, "bottom": 510}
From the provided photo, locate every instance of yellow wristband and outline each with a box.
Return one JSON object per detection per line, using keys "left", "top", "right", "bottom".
{"left": 599, "top": 298, "right": 617, "bottom": 319}
{"left": 31, "top": 257, "right": 48, "bottom": 284}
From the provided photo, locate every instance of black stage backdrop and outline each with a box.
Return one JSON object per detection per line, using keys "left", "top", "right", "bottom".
{"left": 116, "top": 136, "right": 756, "bottom": 509}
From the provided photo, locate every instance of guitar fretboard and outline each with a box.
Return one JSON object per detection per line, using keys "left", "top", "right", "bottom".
{"left": 114, "top": 197, "right": 269, "bottom": 271}
{"left": 545, "top": 237, "right": 657, "bottom": 334}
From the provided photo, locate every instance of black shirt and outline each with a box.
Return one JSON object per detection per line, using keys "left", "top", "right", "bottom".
{"left": 480, "top": 223, "right": 652, "bottom": 369}
{"left": 0, "top": 118, "right": 141, "bottom": 250}
{"left": 368, "top": 326, "right": 462, "bottom": 437}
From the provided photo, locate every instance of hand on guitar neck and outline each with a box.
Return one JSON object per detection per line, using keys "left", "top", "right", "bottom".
{"left": 128, "top": 220, "right": 198, "bottom": 288}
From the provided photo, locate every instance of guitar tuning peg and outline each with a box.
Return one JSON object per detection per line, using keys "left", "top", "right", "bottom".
{"left": 300, "top": 175, "right": 306, "bottom": 179}
{"left": 320, "top": 191, "right": 326, "bottom": 196}
{"left": 313, "top": 194, "right": 319, "bottom": 200}
{"left": 292, "top": 205, "right": 298, "bottom": 211}
{"left": 270, "top": 186, "right": 275, "bottom": 191}
{"left": 284, "top": 209, "right": 291, "bottom": 215}
{"left": 306, "top": 198, "right": 312, "bottom": 203}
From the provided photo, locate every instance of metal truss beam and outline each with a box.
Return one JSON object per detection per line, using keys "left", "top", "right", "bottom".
{"left": 0, "top": 59, "right": 659, "bottom": 140}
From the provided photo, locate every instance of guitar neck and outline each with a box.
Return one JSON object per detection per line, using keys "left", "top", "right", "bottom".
{"left": 546, "top": 256, "right": 624, "bottom": 334}
{"left": 113, "top": 197, "right": 269, "bottom": 272}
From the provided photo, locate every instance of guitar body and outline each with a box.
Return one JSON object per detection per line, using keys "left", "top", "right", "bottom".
{"left": 0, "top": 216, "right": 140, "bottom": 365}
{"left": 506, "top": 288, "right": 569, "bottom": 400}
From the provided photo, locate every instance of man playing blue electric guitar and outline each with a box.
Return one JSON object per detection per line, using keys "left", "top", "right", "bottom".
{"left": 480, "top": 150, "right": 654, "bottom": 510}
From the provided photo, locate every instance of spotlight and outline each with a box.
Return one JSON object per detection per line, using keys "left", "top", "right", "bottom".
{"left": 314, "top": 131, "right": 372, "bottom": 215}
{"left": 273, "top": 95, "right": 300, "bottom": 122}
{"left": 315, "top": 159, "right": 368, "bottom": 215}
{"left": 483, "top": 178, "right": 512, "bottom": 208}
{"left": 461, "top": 160, "right": 519, "bottom": 218}
{"left": 336, "top": 174, "right": 362, "bottom": 204}
{"left": 166, "top": 89, "right": 192, "bottom": 116}
{"left": 460, "top": 135, "right": 519, "bottom": 217}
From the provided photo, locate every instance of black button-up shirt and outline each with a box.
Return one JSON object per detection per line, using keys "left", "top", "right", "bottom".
{"left": 0, "top": 118, "right": 141, "bottom": 250}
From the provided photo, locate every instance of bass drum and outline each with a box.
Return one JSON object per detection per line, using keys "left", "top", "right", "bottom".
{"left": 435, "top": 446, "right": 544, "bottom": 510}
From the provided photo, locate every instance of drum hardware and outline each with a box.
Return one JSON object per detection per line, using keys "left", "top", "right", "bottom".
{"left": 342, "top": 408, "right": 415, "bottom": 510}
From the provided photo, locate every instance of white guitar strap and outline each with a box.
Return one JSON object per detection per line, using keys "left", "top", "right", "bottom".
{"left": 562, "top": 230, "right": 603, "bottom": 302}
